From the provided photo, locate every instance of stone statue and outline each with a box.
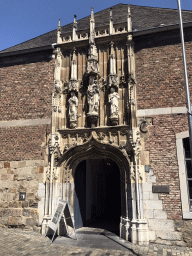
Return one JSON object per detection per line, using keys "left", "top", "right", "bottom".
{"left": 109, "top": 88, "right": 120, "bottom": 118}
{"left": 68, "top": 92, "right": 78, "bottom": 128}
{"left": 87, "top": 77, "right": 100, "bottom": 115}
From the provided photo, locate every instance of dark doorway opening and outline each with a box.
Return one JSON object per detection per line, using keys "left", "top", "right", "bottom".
{"left": 74, "top": 158, "right": 121, "bottom": 235}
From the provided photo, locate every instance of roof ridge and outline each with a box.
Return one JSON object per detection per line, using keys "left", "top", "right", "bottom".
{"left": 1, "top": 3, "right": 192, "bottom": 53}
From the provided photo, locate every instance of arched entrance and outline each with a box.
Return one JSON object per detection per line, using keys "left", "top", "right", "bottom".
{"left": 57, "top": 133, "right": 131, "bottom": 238}
{"left": 74, "top": 158, "right": 121, "bottom": 234}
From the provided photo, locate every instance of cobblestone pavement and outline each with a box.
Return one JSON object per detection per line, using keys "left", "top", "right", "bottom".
{"left": 1, "top": 227, "right": 192, "bottom": 256}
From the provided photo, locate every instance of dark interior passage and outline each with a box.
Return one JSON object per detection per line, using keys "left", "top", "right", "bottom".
{"left": 74, "top": 158, "right": 121, "bottom": 234}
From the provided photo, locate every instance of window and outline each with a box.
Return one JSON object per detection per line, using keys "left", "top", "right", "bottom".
{"left": 176, "top": 131, "right": 192, "bottom": 219}
{"left": 183, "top": 138, "right": 192, "bottom": 211}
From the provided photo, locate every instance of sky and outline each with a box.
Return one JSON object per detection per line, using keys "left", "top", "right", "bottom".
{"left": 1, "top": 0, "right": 192, "bottom": 51}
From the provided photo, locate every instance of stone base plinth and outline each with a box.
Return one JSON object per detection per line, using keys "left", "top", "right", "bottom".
{"left": 131, "top": 219, "right": 149, "bottom": 245}
{"left": 41, "top": 215, "right": 52, "bottom": 235}
{"left": 120, "top": 217, "right": 131, "bottom": 241}
{"left": 87, "top": 113, "right": 99, "bottom": 128}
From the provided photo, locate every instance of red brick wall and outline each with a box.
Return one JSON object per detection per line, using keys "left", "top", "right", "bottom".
{"left": 0, "top": 125, "right": 51, "bottom": 161}
{"left": 145, "top": 113, "right": 188, "bottom": 220}
{"left": 0, "top": 52, "right": 54, "bottom": 121}
{"left": 135, "top": 39, "right": 192, "bottom": 109}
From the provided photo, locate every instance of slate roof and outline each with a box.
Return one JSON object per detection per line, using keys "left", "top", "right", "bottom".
{"left": 1, "top": 3, "right": 192, "bottom": 54}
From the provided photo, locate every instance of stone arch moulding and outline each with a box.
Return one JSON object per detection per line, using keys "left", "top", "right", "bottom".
{"left": 58, "top": 131, "right": 130, "bottom": 173}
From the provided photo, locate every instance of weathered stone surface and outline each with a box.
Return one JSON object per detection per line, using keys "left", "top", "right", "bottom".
{"left": 10, "top": 161, "right": 18, "bottom": 168}
{"left": 0, "top": 208, "right": 11, "bottom": 217}
{"left": 144, "top": 200, "right": 163, "bottom": 210}
{"left": 149, "top": 231, "right": 156, "bottom": 241}
{"left": 175, "top": 220, "right": 192, "bottom": 247}
{"left": 153, "top": 209, "right": 167, "bottom": 219}
{"left": 26, "top": 176, "right": 33, "bottom": 181}
{"left": 10, "top": 208, "right": 22, "bottom": 217}
{"left": 4, "top": 162, "right": 10, "bottom": 168}
{"left": 156, "top": 231, "right": 182, "bottom": 241}
{"left": 8, "top": 216, "right": 19, "bottom": 226}
{"left": 26, "top": 160, "right": 45, "bottom": 167}
{"left": 154, "top": 239, "right": 173, "bottom": 246}
{"left": 26, "top": 193, "right": 35, "bottom": 200}
{"left": 7, "top": 169, "right": 14, "bottom": 174}
{"left": 148, "top": 219, "right": 174, "bottom": 231}
{"left": 143, "top": 192, "right": 149, "bottom": 200}
{"left": 23, "top": 209, "right": 38, "bottom": 218}
{"left": 22, "top": 201, "right": 29, "bottom": 208}
{"left": 26, "top": 218, "right": 37, "bottom": 226}
{"left": 144, "top": 209, "right": 153, "bottom": 219}
{"left": 141, "top": 151, "right": 149, "bottom": 165}
{"left": 17, "top": 161, "right": 26, "bottom": 168}
{"left": 142, "top": 183, "right": 152, "bottom": 192}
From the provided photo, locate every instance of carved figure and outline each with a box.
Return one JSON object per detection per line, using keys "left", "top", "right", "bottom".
{"left": 68, "top": 92, "right": 78, "bottom": 127}
{"left": 87, "top": 77, "right": 100, "bottom": 115}
{"left": 109, "top": 88, "right": 120, "bottom": 118}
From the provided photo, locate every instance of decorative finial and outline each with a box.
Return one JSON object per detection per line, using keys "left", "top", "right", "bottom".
{"left": 72, "top": 15, "right": 77, "bottom": 41}
{"left": 109, "top": 8, "right": 114, "bottom": 35}
{"left": 57, "top": 18, "right": 62, "bottom": 43}
{"left": 110, "top": 8, "right": 112, "bottom": 19}
{"left": 91, "top": 7, "right": 94, "bottom": 19}
{"left": 58, "top": 18, "right": 61, "bottom": 30}
{"left": 127, "top": 5, "right": 132, "bottom": 33}
{"left": 74, "top": 14, "right": 77, "bottom": 23}
{"left": 128, "top": 5, "right": 131, "bottom": 18}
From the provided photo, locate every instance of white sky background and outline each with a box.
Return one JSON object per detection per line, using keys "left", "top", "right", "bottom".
{"left": 0, "top": 0, "right": 192, "bottom": 51}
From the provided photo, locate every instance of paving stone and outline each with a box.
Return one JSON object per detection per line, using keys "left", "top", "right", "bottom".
{"left": 1, "top": 227, "right": 192, "bottom": 256}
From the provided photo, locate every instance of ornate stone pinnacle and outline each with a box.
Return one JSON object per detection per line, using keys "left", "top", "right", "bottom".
{"left": 57, "top": 18, "right": 61, "bottom": 30}
{"left": 127, "top": 5, "right": 132, "bottom": 33}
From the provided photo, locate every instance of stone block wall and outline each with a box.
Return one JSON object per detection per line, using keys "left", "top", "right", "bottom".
{"left": 0, "top": 160, "right": 46, "bottom": 232}
{"left": 143, "top": 168, "right": 186, "bottom": 246}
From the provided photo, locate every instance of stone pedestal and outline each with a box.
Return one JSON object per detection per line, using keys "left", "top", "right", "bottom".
{"left": 70, "top": 120, "right": 77, "bottom": 129}
{"left": 137, "top": 219, "right": 149, "bottom": 245}
{"left": 87, "top": 113, "right": 99, "bottom": 128}
{"left": 41, "top": 215, "right": 52, "bottom": 235}
{"left": 131, "top": 219, "right": 149, "bottom": 245}
{"left": 131, "top": 220, "right": 137, "bottom": 244}
{"left": 110, "top": 116, "right": 118, "bottom": 126}
{"left": 120, "top": 217, "right": 131, "bottom": 241}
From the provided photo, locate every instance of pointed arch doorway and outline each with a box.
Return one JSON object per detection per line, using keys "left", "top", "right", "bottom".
{"left": 74, "top": 158, "right": 121, "bottom": 234}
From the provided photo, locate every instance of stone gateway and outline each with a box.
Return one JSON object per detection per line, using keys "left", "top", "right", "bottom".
{"left": 1, "top": 3, "right": 192, "bottom": 247}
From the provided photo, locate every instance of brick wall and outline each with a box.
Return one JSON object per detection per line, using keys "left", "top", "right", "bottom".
{"left": 135, "top": 29, "right": 192, "bottom": 109}
{"left": 0, "top": 125, "right": 51, "bottom": 161}
{"left": 0, "top": 51, "right": 54, "bottom": 121}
